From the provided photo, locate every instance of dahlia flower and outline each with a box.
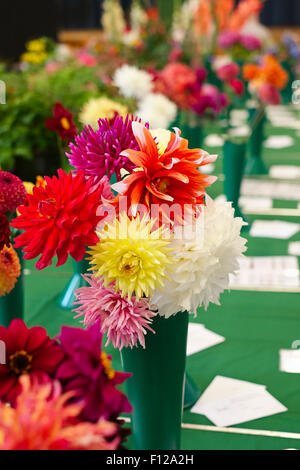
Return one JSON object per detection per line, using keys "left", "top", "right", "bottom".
{"left": 89, "top": 213, "right": 173, "bottom": 301}
{"left": 79, "top": 97, "right": 128, "bottom": 129}
{"left": 136, "top": 93, "right": 177, "bottom": 130}
{"left": 111, "top": 122, "right": 217, "bottom": 224}
{"left": 218, "top": 31, "right": 241, "bottom": 49}
{"left": 240, "top": 34, "right": 262, "bottom": 51}
{"left": 0, "top": 171, "right": 26, "bottom": 213}
{"left": 0, "top": 319, "right": 64, "bottom": 404}
{"left": 113, "top": 64, "right": 153, "bottom": 100}
{"left": 229, "top": 79, "right": 244, "bottom": 97}
{"left": 74, "top": 274, "right": 156, "bottom": 349}
{"left": 0, "top": 214, "right": 11, "bottom": 251}
{"left": 67, "top": 114, "right": 145, "bottom": 182}
{"left": 12, "top": 170, "right": 107, "bottom": 270}
{"left": 56, "top": 322, "right": 132, "bottom": 422}
{"left": 258, "top": 83, "right": 281, "bottom": 106}
{"left": 45, "top": 102, "right": 77, "bottom": 142}
{"left": 152, "top": 198, "right": 247, "bottom": 318}
{"left": 0, "top": 246, "right": 21, "bottom": 297}
{"left": 158, "top": 62, "right": 197, "bottom": 109}
{"left": 0, "top": 376, "right": 120, "bottom": 450}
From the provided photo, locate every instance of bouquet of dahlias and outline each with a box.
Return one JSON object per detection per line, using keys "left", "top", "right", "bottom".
{"left": 11, "top": 113, "right": 247, "bottom": 350}
{"left": 0, "top": 319, "right": 131, "bottom": 450}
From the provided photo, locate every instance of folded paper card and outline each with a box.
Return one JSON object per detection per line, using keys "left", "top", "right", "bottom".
{"left": 279, "top": 349, "right": 300, "bottom": 374}
{"left": 186, "top": 323, "right": 225, "bottom": 356}
{"left": 250, "top": 220, "right": 300, "bottom": 239}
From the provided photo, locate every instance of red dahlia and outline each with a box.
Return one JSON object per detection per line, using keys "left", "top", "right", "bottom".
{"left": 12, "top": 170, "right": 107, "bottom": 270}
{"left": 45, "top": 102, "right": 77, "bottom": 142}
{"left": 0, "top": 172, "right": 26, "bottom": 213}
{"left": 0, "top": 214, "right": 11, "bottom": 251}
{"left": 0, "top": 319, "right": 64, "bottom": 405}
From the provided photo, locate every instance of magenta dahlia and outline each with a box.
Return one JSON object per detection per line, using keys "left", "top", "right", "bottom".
{"left": 73, "top": 274, "right": 156, "bottom": 350}
{"left": 67, "top": 114, "right": 147, "bottom": 182}
{"left": 0, "top": 172, "right": 26, "bottom": 213}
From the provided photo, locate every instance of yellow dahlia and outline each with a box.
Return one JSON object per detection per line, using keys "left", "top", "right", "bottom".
{"left": 88, "top": 214, "right": 173, "bottom": 300}
{"left": 79, "top": 97, "right": 128, "bottom": 129}
{"left": 0, "top": 246, "right": 21, "bottom": 296}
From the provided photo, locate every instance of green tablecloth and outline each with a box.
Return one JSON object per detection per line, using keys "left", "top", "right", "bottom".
{"left": 20, "top": 111, "right": 300, "bottom": 449}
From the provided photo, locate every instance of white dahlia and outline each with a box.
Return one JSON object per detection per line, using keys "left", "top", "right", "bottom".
{"left": 152, "top": 198, "right": 247, "bottom": 318}
{"left": 113, "top": 65, "right": 153, "bottom": 100}
{"left": 136, "top": 93, "right": 177, "bottom": 129}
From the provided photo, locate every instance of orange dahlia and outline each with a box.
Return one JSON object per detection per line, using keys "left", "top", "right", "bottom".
{"left": 261, "top": 55, "right": 288, "bottom": 90}
{"left": 0, "top": 376, "right": 120, "bottom": 450}
{"left": 0, "top": 245, "right": 21, "bottom": 296}
{"left": 243, "top": 63, "right": 261, "bottom": 81}
{"left": 12, "top": 170, "right": 107, "bottom": 270}
{"left": 112, "top": 123, "right": 217, "bottom": 224}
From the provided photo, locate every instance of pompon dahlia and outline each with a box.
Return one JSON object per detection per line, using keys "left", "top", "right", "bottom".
{"left": 111, "top": 123, "right": 217, "bottom": 224}
{"left": 0, "top": 171, "right": 26, "bottom": 213}
{"left": 0, "top": 245, "right": 21, "bottom": 296}
{"left": 79, "top": 97, "right": 128, "bottom": 129}
{"left": 0, "top": 214, "right": 11, "bottom": 251}
{"left": 73, "top": 274, "right": 156, "bottom": 350}
{"left": 0, "top": 376, "right": 120, "bottom": 450}
{"left": 67, "top": 115, "right": 147, "bottom": 182}
{"left": 11, "top": 170, "right": 107, "bottom": 270}
{"left": 88, "top": 213, "right": 173, "bottom": 301}
{"left": 152, "top": 198, "right": 247, "bottom": 318}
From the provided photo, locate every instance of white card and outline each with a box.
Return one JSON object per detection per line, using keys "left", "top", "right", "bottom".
{"left": 288, "top": 242, "right": 300, "bottom": 256}
{"left": 250, "top": 220, "right": 300, "bottom": 239}
{"left": 242, "top": 179, "right": 300, "bottom": 201}
{"left": 191, "top": 376, "right": 287, "bottom": 427}
{"left": 186, "top": 323, "right": 225, "bottom": 356}
{"left": 270, "top": 165, "right": 300, "bottom": 180}
{"left": 280, "top": 349, "right": 300, "bottom": 374}
{"left": 264, "top": 136, "right": 294, "bottom": 149}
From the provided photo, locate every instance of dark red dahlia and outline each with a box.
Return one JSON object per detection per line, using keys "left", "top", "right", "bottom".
{"left": 0, "top": 172, "right": 26, "bottom": 213}
{"left": 45, "top": 102, "right": 77, "bottom": 142}
{"left": 0, "top": 319, "right": 64, "bottom": 405}
{"left": 0, "top": 214, "right": 11, "bottom": 251}
{"left": 67, "top": 114, "right": 147, "bottom": 182}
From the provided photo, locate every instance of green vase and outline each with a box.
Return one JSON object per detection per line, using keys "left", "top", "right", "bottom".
{"left": 0, "top": 247, "right": 24, "bottom": 327}
{"left": 121, "top": 311, "right": 189, "bottom": 450}
{"left": 223, "top": 140, "right": 249, "bottom": 227}
{"left": 58, "top": 257, "right": 90, "bottom": 310}
{"left": 244, "top": 108, "right": 268, "bottom": 175}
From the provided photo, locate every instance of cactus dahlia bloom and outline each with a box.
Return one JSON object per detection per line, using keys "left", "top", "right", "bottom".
{"left": 0, "top": 245, "right": 21, "bottom": 296}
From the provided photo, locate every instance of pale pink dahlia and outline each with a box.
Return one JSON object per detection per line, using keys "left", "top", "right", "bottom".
{"left": 67, "top": 114, "right": 148, "bottom": 182}
{"left": 73, "top": 274, "right": 156, "bottom": 350}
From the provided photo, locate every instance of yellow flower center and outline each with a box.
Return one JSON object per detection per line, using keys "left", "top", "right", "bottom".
{"left": 9, "top": 350, "right": 33, "bottom": 375}
{"left": 119, "top": 252, "right": 140, "bottom": 276}
{"left": 100, "top": 352, "right": 115, "bottom": 380}
{"left": 60, "top": 117, "right": 70, "bottom": 130}
{"left": 152, "top": 177, "right": 169, "bottom": 194}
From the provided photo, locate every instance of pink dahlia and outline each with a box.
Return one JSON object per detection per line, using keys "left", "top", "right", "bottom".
{"left": 218, "top": 31, "right": 241, "bottom": 49}
{"left": 217, "top": 63, "right": 239, "bottom": 82}
{"left": 240, "top": 34, "right": 262, "bottom": 51}
{"left": 56, "top": 322, "right": 132, "bottom": 422}
{"left": 67, "top": 114, "right": 147, "bottom": 182}
{"left": 0, "top": 171, "right": 26, "bottom": 213}
{"left": 73, "top": 274, "right": 156, "bottom": 350}
{"left": 258, "top": 83, "right": 281, "bottom": 105}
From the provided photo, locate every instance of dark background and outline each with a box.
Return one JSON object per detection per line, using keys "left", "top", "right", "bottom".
{"left": 0, "top": 0, "right": 300, "bottom": 60}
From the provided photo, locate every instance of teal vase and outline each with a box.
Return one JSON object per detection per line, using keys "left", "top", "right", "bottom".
{"left": 244, "top": 108, "right": 268, "bottom": 175}
{"left": 121, "top": 311, "right": 189, "bottom": 450}
{"left": 223, "top": 140, "right": 249, "bottom": 227}
{"left": 0, "top": 247, "right": 24, "bottom": 327}
{"left": 58, "top": 257, "right": 90, "bottom": 310}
